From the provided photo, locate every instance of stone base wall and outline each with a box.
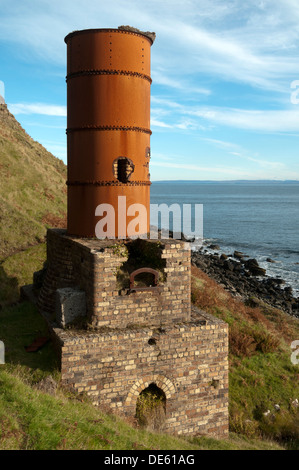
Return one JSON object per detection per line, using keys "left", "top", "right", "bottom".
{"left": 52, "top": 308, "right": 228, "bottom": 437}
{"left": 38, "top": 229, "right": 191, "bottom": 328}
{"left": 39, "top": 228, "right": 229, "bottom": 438}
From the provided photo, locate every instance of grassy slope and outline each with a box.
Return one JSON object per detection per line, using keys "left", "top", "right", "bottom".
{"left": 0, "top": 104, "right": 67, "bottom": 261}
{"left": 0, "top": 244, "right": 295, "bottom": 450}
{"left": 0, "top": 243, "right": 46, "bottom": 305}
{"left": 0, "top": 300, "right": 282, "bottom": 450}
{"left": 191, "top": 265, "right": 299, "bottom": 448}
{"left": 0, "top": 108, "right": 298, "bottom": 449}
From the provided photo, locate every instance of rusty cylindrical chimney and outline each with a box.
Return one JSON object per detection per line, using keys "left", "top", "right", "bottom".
{"left": 64, "top": 27, "right": 155, "bottom": 238}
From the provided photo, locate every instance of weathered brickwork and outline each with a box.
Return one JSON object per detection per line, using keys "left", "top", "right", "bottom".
{"left": 39, "top": 229, "right": 191, "bottom": 328}
{"left": 52, "top": 309, "right": 228, "bottom": 436}
{"left": 39, "top": 228, "right": 229, "bottom": 437}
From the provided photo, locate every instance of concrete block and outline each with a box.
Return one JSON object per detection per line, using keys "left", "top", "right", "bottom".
{"left": 56, "top": 287, "right": 86, "bottom": 328}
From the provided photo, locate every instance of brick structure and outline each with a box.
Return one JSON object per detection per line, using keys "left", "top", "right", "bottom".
{"left": 38, "top": 228, "right": 229, "bottom": 437}
{"left": 34, "top": 27, "right": 229, "bottom": 438}
{"left": 39, "top": 229, "right": 191, "bottom": 328}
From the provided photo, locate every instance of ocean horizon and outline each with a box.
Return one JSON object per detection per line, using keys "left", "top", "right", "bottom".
{"left": 150, "top": 180, "right": 299, "bottom": 296}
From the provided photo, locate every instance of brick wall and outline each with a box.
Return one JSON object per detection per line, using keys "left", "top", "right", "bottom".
{"left": 39, "top": 229, "right": 191, "bottom": 328}
{"left": 53, "top": 307, "right": 228, "bottom": 437}
{"left": 39, "top": 228, "right": 229, "bottom": 438}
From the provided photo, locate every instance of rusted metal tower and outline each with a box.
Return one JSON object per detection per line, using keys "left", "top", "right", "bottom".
{"left": 65, "top": 27, "right": 155, "bottom": 238}
{"left": 35, "top": 28, "right": 229, "bottom": 437}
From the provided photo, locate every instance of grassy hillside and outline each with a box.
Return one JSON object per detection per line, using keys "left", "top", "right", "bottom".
{"left": 0, "top": 243, "right": 298, "bottom": 449}
{"left": 191, "top": 265, "right": 299, "bottom": 448}
{"left": 0, "top": 104, "right": 67, "bottom": 260}
{"left": 0, "top": 300, "right": 283, "bottom": 450}
{"left": 0, "top": 109, "right": 298, "bottom": 449}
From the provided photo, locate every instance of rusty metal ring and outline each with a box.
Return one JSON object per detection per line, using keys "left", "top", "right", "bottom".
{"left": 64, "top": 28, "right": 154, "bottom": 45}
{"left": 66, "top": 180, "right": 151, "bottom": 186}
{"left": 66, "top": 69, "right": 152, "bottom": 84}
{"left": 66, "top": 126, "right": 152, "bottom": 135}
{"left": 129, "top": 267, "right": 159, "bottom": 291}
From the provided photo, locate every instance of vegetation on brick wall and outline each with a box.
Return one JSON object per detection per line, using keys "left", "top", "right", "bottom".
{"left": 116, "top": 239, "right": 166, "bottom": 289}
{"left": 136, "top": 383, "right": 166, "bottom": 431}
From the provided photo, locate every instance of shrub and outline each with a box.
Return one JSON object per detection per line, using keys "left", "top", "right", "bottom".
{"left": 229, "top": 409, "right": 260, "bottom": 438}
{"left": 229, "top": 324, "right": 279, "bottom": 358}
{"left": 136, "top": 384, "right": 166, "bottom": 431}
{"left": 260, "top": 410, "right": 299, "bottom": 449}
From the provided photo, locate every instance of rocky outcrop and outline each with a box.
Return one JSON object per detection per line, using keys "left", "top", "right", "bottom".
{"left": 191, "top": 245, "right": 299, "bottom": 317}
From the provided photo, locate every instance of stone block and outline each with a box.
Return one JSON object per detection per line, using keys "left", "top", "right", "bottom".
{"left": 56, "top": 287, "right": 86, "bottom": 328}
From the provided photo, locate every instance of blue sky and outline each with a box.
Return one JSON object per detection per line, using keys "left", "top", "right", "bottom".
{"left": 1, "top": 0, "right": 299, "bottom": 181}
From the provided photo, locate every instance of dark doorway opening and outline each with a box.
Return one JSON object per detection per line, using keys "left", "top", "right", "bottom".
{"left": 136, "top": 383, "right": 166, "bottom": 431}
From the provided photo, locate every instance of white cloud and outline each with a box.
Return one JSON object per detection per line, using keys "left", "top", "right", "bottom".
{"left": 201, "top": 137, "right": 286, "bottom": 169}
{"left": 8, "top": 103, "right": 67, "bottom": 116}
{"left": 189, "top": 107, "right": 299, "bottom": 132}
{"left": 42, "top": 141, "right": 67, "bottom": 160}
{"left": 151, "top": 160, "right": 247, "bottom": 177}
{"left": 151, "top": 97, "right": 184, "bottom": 110}
{"left": 150, "top": 159, "right": 299, "bottom": 181}
{"left": 152, "top": 70, "right": 211, "bottom": 96}
{"left": 0, "top": 81, "right": 5, "bottom": 100}
{"left": 245, "top": 156, "right": 285, "bottom": 169}
{"left": 148, "top": 2, "right": 299, "bottom": 92}
{"left": 151, "top": 118, "right": 172, "bottom": 128}
{"left": 2, "top": 1, "right": 299, "bottom": 180}
{"left": 201, "top": 137, "right": 240, "bottom": 151}
{"left": 228, "top": 151, "right": 285, "bottom": 170}
{"left": 152, "top": 97, "right": 299, "bottom": 133}
{"left": 1, "top": 1, "right": 299, "bottom": 93}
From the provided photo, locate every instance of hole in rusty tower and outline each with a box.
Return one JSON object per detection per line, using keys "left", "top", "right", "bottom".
{"left": 136, "top": 383, "right": 166, "bottom": 431}
{"left": 113, "top": 157, "right": 134, "bottom": 183}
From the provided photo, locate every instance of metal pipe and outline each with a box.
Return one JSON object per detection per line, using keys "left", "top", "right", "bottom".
{"left": 65, "top": 28, "right": 154, "bottom": 238}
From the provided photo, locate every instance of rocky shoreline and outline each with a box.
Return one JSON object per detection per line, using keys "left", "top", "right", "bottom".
{"left": 191, "top": 242, "right": 299, "bottom": 317}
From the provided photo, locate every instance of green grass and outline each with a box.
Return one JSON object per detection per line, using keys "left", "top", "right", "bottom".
{"left": 191, "top": 265, "right": 299, "bottom": 449}
{"left": 0, "top": 243, "right": 46, "bottom": 306}
{"left": 0, "top": 367, "right": 283, "bottom": 450}
{"left": 0, "top": 243, "right": 298, "bottom": 449}
{"left": 0, "top": 105, "right": 66, "bottom": 260}
{"left": 0, "top": 250, "right": 288, "bottom": 450}
{"left": 0, "top": 304, "right": 283, "bottom": 450}
{"left": 0, "top": 301, "right": 58, "bottom": 381}
{"left": 229, "top": 352, "right": 299, "bottom": 448}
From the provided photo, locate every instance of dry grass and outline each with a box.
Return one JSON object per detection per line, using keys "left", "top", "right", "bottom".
{"left": 191, "top": 264, "right": 299, "bottom": 447}
{"left": 191, "top": 265, "right": 299, "bottom": 357}
{"left": 0, "top": 106, "right": 67, "bottom": 260}
{"left": 41, "top": 212, "right": 66, "bottom": 228}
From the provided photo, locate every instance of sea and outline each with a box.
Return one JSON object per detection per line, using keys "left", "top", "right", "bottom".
{"left": 150, "top": 181, "right": 299, "bottom": 297}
